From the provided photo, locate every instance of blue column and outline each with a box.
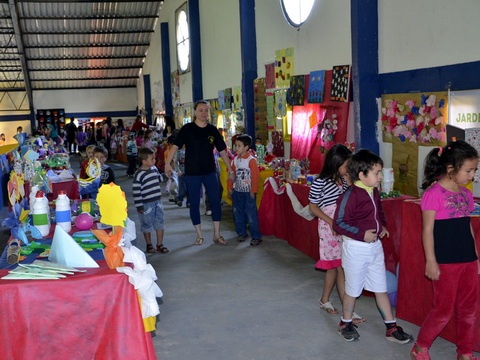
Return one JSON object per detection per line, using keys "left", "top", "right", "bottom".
{"left": 351, "top": 0, "right": 379, "bottom": 153}
{"left": 161, "top": 22, "right": 173, "bottom": 116}
{"left": 189, "top": 0, "right": 203, "bottom": 101}
{"left": 143, "top": 74, "right": 152, "bottom": 125}
{"left": 239, "top": 0, "right": 258, "bottom": 142}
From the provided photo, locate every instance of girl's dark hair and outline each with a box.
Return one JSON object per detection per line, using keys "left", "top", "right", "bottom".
{"left": 421, "top": 140, "right": 478, "bottom": 189}
{"left": 348, "top": 149, "right": 384, "bottom": 182}
{"left": 319, "top": 144, "right": 352, "bottom": 182}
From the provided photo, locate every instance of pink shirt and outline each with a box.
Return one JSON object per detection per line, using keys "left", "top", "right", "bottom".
{"left": 421, "top": 182, "right": 474, "bottom": 220}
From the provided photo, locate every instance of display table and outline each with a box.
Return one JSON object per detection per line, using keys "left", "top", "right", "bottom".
{"left": 396, "top": 200, "right": 480, "bottom": 351}
{"left": 25, "top": 178, "right": 79, "bottom": 202}
{"left": 0, "top": 229, "right": 157, "bottom": 359}
{"left": 218, "top": 158, "right": 273, "bottom": 208}
{"left": 258, "top": 178, "right": 410, "bottom": 274}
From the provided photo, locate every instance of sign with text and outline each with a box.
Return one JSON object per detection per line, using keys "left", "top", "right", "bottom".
{"left": 449, "top": 89, "right": 480, "bottom": 129}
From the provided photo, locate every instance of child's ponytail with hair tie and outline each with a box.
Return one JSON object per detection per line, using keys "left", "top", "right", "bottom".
{"left": 437, "top": 146, "right": 443, "bottom": 156}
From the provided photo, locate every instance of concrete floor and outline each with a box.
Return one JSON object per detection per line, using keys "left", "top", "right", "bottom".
{"left": 2, "top": 155, "right": 471, "bottom": 360}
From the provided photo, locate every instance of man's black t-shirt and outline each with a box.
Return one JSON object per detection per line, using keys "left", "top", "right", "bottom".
{"left": 174, "top": 122, "right": 227, "bottom": 176}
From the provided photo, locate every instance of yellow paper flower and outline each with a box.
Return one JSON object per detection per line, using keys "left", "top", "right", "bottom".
{"left": 7, "top": 172, "right": 25, "bottom": 206}
{"left": 96, "top": 183, "right": 127, "bottom": 226}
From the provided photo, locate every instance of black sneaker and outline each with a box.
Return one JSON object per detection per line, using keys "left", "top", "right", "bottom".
{"left": 250, "top": 239, "right": 262, "bottom": 246}
{"left": 385, "top": 325, "right": 413, "bottom": 344}
{"left": 338, "top": 322, "right": 360, "bottom": 342}
{"left": 237, "top": 235, "right": 247, "bottom": 242}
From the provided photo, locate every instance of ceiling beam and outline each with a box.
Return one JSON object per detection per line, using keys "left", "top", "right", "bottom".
{"left": 24, "top": 43, "right": 150, "bottom": 49}
{"left": 8, "top": 0, "right": 33, "bottom": 111}
{"left": 27, "top": 54, "right": 145, "bottom": 61}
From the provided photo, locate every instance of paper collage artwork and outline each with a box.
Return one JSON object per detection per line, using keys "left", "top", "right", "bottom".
{"left": 274, "top": 47, "right": 294, "bottom": 88}
{"left": 308, "top": 70, "right": 326, "bottom": 103}
{"left": 287, "top": 75, "right": 305, "bottom": 106}
{"left": 330, "top": 65, "right": 350, "bottom": 102}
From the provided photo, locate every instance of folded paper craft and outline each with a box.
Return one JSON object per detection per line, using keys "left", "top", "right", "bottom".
{"left": 48, "top": 226, "right": 99, "bottom": 268}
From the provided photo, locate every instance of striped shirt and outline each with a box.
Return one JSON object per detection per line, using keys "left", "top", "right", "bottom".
{"left": 308, "top": 177, "right": 347, "bottom": 209}
{"left": 132, "top": 166, "right": 162, "bottom": 211}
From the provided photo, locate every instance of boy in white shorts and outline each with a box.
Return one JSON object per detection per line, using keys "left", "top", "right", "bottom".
{"left": 333, "top": 149, "right": 413, "bottom": 344}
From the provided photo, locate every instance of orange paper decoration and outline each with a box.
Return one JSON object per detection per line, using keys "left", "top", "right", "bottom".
{"left": 91, "top": 226, "right": 125, "bottom": 269}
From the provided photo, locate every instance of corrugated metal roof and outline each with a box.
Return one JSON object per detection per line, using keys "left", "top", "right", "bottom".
{"left": 0, "top": 0, "right": 163, "bottom": 100}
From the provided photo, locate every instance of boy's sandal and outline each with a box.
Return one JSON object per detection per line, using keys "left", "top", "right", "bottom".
{"left": 156, "top": 244, "right": 169, "bottom": 253}
{"left": 319, "top": 300, "right": 338, "bottom": 315}
{"left": 213, "top": 236, "right": 227, "bottom": 245}
{"left": 145, "top": 244, "right": 155, "bottom": 253}
{"left": 194, "top": 237, "right": 204, "bottom": 245}
{"left": 352, "top": 312, "right": 366, "bottom": 324}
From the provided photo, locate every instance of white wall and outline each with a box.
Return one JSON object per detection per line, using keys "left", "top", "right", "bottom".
{"left": 33, "top": 88, "right": 137, "bottom": 113}
{"left": 378, "top": 0, "right": 480, "bottom": 73}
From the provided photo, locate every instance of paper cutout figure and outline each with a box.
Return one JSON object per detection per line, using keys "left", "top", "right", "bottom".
{"left": 96, "top": 183, "right": 127, "bottom": 227}
{"left": 48, "top": 226, "right": 99, "bottom": 268}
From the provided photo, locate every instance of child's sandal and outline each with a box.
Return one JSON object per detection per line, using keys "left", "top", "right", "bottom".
{"left": 156, "top": 244, "right": 169, "bottom": 253}
{"left": 146, "top": 244, "right": 155, "bottom": 253}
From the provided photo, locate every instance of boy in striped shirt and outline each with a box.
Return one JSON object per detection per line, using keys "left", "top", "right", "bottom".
{"left": 133, "top": 147, "right": 169, "bottom": 254}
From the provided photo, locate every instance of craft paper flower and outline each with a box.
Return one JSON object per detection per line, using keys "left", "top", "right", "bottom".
{"left": 96, "top": 183, "right": 127, "bottom": 227}
{"left": 91, "top": 226, "right": 125, "bottom": 269}
{"left": 381, "top": 94, "right": 446, "bottom": 144}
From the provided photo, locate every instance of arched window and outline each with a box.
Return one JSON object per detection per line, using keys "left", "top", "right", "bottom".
{"left": 176, "top": 3, "right": 190, "bottom": 73}
{"left": 280, "top": 0, "right": 315, "bottom": 28}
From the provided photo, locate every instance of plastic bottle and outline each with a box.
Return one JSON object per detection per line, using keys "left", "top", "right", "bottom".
{"left": 29, "top": 184, "right": 39, "bottom": 209}
{"left": 32, "top": 190, "right": 51, "bottom": 237}
{"left": 55, "top": 191, "right": 71, "bottom": 233}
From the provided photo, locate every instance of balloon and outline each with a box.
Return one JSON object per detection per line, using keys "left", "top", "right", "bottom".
{"left": 388, "top": 291, "right": 398, "bottom": 307}
{"left": 75, "top": 212, "right": 94, "bottom": 230}
{"left": 386, "top": 271, "right": 398, "bottom": 294}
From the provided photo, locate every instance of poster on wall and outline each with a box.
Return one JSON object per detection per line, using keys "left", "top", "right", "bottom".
{"left": 171, "top": 70, "right": 180, "bottom": 107}
{"left": 265, "top": 62, "right": 275, "bottom": 90}
{"left": 224, "top": 88, "right": 232, "bottom": 110}
{"left": 308, "top": 70, "right": 326, "bottom": 103}
{"left": 449, "top": 89, "right": 480, "bottom": 130}
{"left": 233, "top": 86, "right": 242, "bottom": 109}
{"left": 330, "top": 65, "right": 350, "bottom": 102}
{"left": 266, "top": 94, "right": 275, "bottom": 130}
{"left": 380, "top": 92, "right": 448, "bottom": 196}
{"left": 253, "top": 78, "right": 268, "bottom": 143}
{"left": 287, "top": 75, "right": 305, "bottom": 106}
{"left": 274, "top": 47, "right": 294, "bottom": 89}
{"left": 218, "top": 90, "right": 225, "bottom": 110}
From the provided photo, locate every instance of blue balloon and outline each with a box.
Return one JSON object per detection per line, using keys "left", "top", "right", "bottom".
{"left": 389, "top": 291, "right": 398, "bottom": 307}
{"left": 386, "top": 271, "right": 398, "bottom": 294}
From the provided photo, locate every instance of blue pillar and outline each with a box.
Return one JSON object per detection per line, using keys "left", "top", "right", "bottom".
{"left": 189, "top": 0, "right": 203, "bottom": 101}
{"left": 161, "top": 22, "right": 173, "bottom": 116}
{"left": 351, "top": 0, "right": 379, "bottom": 153}
{"left": 239, "top": 0, "right": 258, "bottom": 142}
{"left": 143, "top": 74, "right": 152, "bottom": 125}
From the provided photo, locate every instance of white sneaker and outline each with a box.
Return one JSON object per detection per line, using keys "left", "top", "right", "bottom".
{"left": 205, "top": 210, "right": 212, "bottom": 216}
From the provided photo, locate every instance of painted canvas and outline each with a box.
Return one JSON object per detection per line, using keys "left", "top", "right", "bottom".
{"left": 275, "top": 47, "right": 294, "bottom": 88}
{"left": 330, "top": 65, "right": 350, "bottom": 102}
{"left": 308, "top": 70, "right": 326, "bottom": 103}
{"left": 287, "top": 75, "right": 305, "bottom": 106}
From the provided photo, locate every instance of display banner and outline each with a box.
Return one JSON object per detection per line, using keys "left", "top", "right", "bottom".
{"left": 449, "top": 89, "right": 480, "bottom": 130}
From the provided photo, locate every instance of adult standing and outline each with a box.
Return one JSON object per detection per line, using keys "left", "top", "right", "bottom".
{"left": 132, "top": 115, "right": 149, "bottom": 133}
{"left": 65, "top": 118, "right": 78, "bottom": 154}
{"left": 164, "top": 100, "right": 234, "bottom": 246}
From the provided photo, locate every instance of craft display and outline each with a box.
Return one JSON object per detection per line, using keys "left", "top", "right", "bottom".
{"left": 55, "top": 191, "right": 71, "bottom": 233}
{"left": 287, "top": 75, "right": 305, "bottom": 106}
{"left": 330, "top": 65, "right": 350, "bottom": 102}
{"left": 274, "top": 47, "right": 294, "bottom": 88}
{"left": 308, "top": 70, "right": 326, "bottom": 103}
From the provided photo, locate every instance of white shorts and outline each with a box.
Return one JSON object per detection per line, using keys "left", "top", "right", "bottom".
{"left": 342, "top": 238, "right": 387, "bottom": 297}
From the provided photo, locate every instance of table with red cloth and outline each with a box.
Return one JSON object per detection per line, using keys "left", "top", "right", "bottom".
{"left": 397, "top": 200, "right": 480, "bottom": 351}
{"left": 258, "top": 178, "right": 410, "bottom": 274}
{"left": 0, "top": 227, "right": 157, "bottom": 360}
{"left": 25, "top": 178, "right": 79, "bottom": 202}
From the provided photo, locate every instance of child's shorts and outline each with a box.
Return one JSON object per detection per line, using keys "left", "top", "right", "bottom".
{"left": 139, "top": 200, "right": 164, "bottom": 233}
{"left": 341, "top": 238, "right": 387, "bottom": 297}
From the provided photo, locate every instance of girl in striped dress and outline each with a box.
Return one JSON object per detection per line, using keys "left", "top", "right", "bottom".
{"left": 309, "top": 144, "right": 365, "bottom": 323}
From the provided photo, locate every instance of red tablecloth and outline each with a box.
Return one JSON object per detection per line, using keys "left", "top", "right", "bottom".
{"left": 397, "top": 200, "right": 480, "bottom": 351}
{"left": 0, "top": 261, "right": 156, "bottom": 360}
{"left": 25, "top": 178, "right": 79, "bottom": 202}
{"left": 258, "top": 179, "right": 409, "bottom": 273}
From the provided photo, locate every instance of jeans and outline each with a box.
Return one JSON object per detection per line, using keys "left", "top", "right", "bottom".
{"left": 416, "top": 261, "right": 478, "bottom": 354}
{"left": 176, "top": 175, "right": 188, "bottom": 202}
{"left": 127, "top": 155, "right": 137, "bottom": 175}
{"left": 185, "top": 172, "right": 221, "bottom": 225}
{"left": 232, "top": 191, "right": 262, "bottom": 239}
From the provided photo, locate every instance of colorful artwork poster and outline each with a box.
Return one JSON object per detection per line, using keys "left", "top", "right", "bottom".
{"left": 274, "top": 90, "right": 287, "bottom": 118}
{"left": 380, "top": 91, "right": 448, "bottom": 196}
{"left": 265, "top": 63, "right": 275, "bottom": 90}
{"left": 218, "top": 90, "right": 225, "bottom": 110}
{"left": 287, "top": 75, "right": 305, "bottom": 106}
{"left": 254, "top": 78, "right": 268, "bottom": 143}
{"left": 171, "top": 70, "right": 180, "bottom": 107}
{"left": 266, "top": 93, "right": 275, "bottom": 130}
{"left": 233, "top": 86, "right": 242, "bottom": 109}
{"left": 224, "top": 88, "right": 232, "bottom": 110}
{"left": 274, "top": 47, "right": 294, "bottom": 89}
{"left": 308, "top": 70, "right": 325, "bottom": 103}
{"left": 465, "top": 128, "right": 480, "bottom": 182}
{"left": 330, "top": 65, "right": 350, "bottom": 102}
